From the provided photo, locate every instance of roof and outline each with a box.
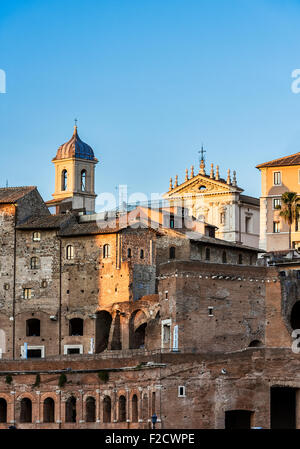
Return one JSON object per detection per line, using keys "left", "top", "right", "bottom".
{"left": 53, "top": 126, "right": 97, "bottom": 162}
{"left": 16, "top": 214, "right": 74, "bottom": 230}
{"left": 256, "top": 152, "right": 300, "bottom": 169}
{"left": 0, "top": 186, "right": 36, "bottom": 204}
{"left": 59, "top": 219, "right": 161, "bottom": 237}
{"left": 239, "top": 194, "right": 260, "bottom": 206}
{"left": 188, "top": 232, "right": 262, "bottom": 252}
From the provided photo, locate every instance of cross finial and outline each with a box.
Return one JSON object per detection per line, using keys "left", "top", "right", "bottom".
{"left": 198, "top": 144, "right": 206, "bottom": 163}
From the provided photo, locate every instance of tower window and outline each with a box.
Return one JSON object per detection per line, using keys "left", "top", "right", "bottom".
{"left": 30, "top": 257, "right": 39, "bottom": 270}
{"left": 66, "top": 245, "right": 74, "bottom": 260}
{"left": 81, "top": 170, "right": 87, "bottom": 192}
{"left": 32, "top": 232, "right": 41, "bottom": 242}
{"left": 62, "top": 170, "right": 68, "bottom": 191}
{"left": 169, "top": 247, "right": 176, "bottom": 259}
{"left": 103, "top": 244, "right": 111, "bottom": 258}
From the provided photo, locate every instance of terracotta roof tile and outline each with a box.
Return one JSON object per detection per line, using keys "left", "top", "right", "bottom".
{"left": 256, "top": 152, "right": 300, "bottom": 168}
{"left": 0, "top": 186, "right": 36, "bottom": 204}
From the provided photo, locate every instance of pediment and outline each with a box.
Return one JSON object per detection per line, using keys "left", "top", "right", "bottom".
{"left": 164, "top": 174, "right": 242, "bottom": 198}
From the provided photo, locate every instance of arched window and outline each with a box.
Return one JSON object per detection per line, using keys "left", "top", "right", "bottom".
{"left": 65, "top": 396, "right": 76, "bottom": 423}
{"left": 0, "top": 398, "right": 7, "bottom": 423}
{"left": 43, "top": 398, "right": 55, "bottom": 423}
{"left": 169, "top": 247, "right": 176, "bottom": 259}
{"left": 86, "top": 397, "right": 96, "bottom": 422}
{"left": 69, "top": 318, "right": 83, "bottom": 336}
{"left": 291, "top": 302, "right": 300, "bottom": 330}
{"left": 103, "top": 244, "right": 111, "bottom": 259}
{"left": 103, "top": 396, "right": 111, "bottom": 423}
{"left": 127, "top": 248, "right": 132, "bottom": 258}
{"left": 119, "top": 395, "right": 126, "bottom": 422}
{"left": 66, "top": 245, "right": 74, "bottom": 260}
{"left": 81, "top": 170, "right": 87, "bottom": 192}
{"left": 132, "top": 395, "right": 138, "bottom": 422}
{"left": 238, "top": 254, "right": 243, "bottom": 264}
{"left": 20, "top": 398, "right": 32, "bottom": 423}
{"left": 26, "top": 319, "right": 40, "bottom": 337}
{"left": 205, "top": 247, "right": 210, "bottom": 261}
{"left": 30, "top": 256, "right": 39, "bottom": 270}
{"left": 222, "top": 251, "right": 227, "bottom": 263}
{"left": 140, "top": 249, "right": 144, "bottom": 259}
{"left": 249, "top": 340, "right": 263, "bottom": 348}
{"left": 32, "top": 232, "right": 41, "bottom": 242}
{"left": 61, "top": 170, "right": 68, "bottom": 191}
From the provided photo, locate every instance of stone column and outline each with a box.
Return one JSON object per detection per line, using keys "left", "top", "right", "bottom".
{"left": 78, "top": 390, "right": 84, "bottom": 425}
{"left": 138, "top": 387, "right": 143, "bottom": 426}
{"left": 113, "top": 389, "right": 118, "bottom": 423}
{"left": 126, "top": 388, "right": 130, "bottom": 424}
{"left": 9, "top": 391, "right": 16, "bottom": 425}
{"left": 121, "top": 314, "right": 130, "bottom": 350}
{"left": 56, "top": 390, "right": 61, "bottom": 426}
{"left": 36, "top": 391, "right": 41, "bottom": 424}
{"left": 155, "top": 385, "right": 163, "bottom": 429}
{"left": 96, "top": 389, "right": 101, "bottom": 424}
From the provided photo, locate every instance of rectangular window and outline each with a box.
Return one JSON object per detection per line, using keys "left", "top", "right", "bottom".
{"left": 23, "top": 288, "right": 31, "bottom": 299}
{"left": 245, "top": 216, "right": 251, "bottom": 233}
{"left": 273, "top": 198, "right": 281, "bottom": 209}
{"left": 63, "top": 344, "right": 83, "bottom": 355}
{"left": 273, "top": 172, "right": 281, "bottom": 185}
{"left": 208, "top": 307, "right": 214, "bottom": 316}
{"left": 273, "top": 221, "right": 280, "bottom": 233}
{"left": 178, "top": 386, "right": 186, "bottom": 397}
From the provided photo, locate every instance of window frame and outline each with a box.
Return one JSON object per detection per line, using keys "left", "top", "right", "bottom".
{"left": 103, "top": 244, "right": 111, "bottom": 259}
{"left": 66, "top": 245, "right": 74, "bottom": 260}
{"left": 273, "top": 171, "right": 281, "bottom": 186}
{"left": 32, "top": 232, "right": 41, "bottom": 242}
{"left": 273, "top": 221, "right": 280, "bottom": 233}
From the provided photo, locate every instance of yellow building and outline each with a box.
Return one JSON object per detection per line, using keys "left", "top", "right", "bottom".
{"left": 256, "top": 152, "right": 300, "bottom": 251}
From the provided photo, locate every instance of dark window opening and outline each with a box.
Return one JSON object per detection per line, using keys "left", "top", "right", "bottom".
{"left": 95, "top": 311, "right": 112, "bottom": 353}
{"left": 26, "top": 319, "right": 40, "bottom": 337}
{"left": 119, "top": 395, "right": 126, "bottom": 422}
{"left": 132, "top": 395, "right": 138, "bottom": 422}
{"left": 43, "top": 398, "right": 55, "bottom": 423}
{"left": 290, "top": 302, "right": 300, "bottom": 330}
{"left": 67, "top": 348, "right": 80, "bottom": 355}
{"left": 170, "top": 215, "right": 175, "bottom": 229}
{"left": 127, "top": 248, "right": 132, "bottom": 258}
{"left": 205, "top": 247, "right": 210, "bottom": 261}
{"left": 86, "top": 397, "right": 96, "bottom": 422}
{"left": 169, "top": 247, "right": 176, "bottom": 259}
{"left": 69, "top": 318, "right": 83, "bottom": 336}
{"left": 152, "top": 392, "right": 156, "bottom": 415}
{"left": 271, "top": 387, "right": 296, "bottom": 429}
{"left": 222, "top": 251, "right": 227, "bottom": 263}
{"left": 20, "top": 398, "right": 32, "bottom": 423}
{"left": 62, "top": 170, "right": 68, "bottom": 191}
{"left": 65, "top": 396, "right": 76, "bottom": 423}
{"left": 140, "top": 249, "right": 144, "bottom": 259}
{"left": 27, "top": 349, "right": 42, "bottom": 358}
{"left": 225, "top": 410, "right": 253, "bottom": 429}
{"left": 103, "top": 396, "right": 111, "bottom": 423}
{"left": 238, "top": 254, "right": 243, "bottom": 264}
{"left": 249, "top": 340, "right": 263, "bottom": 348}
{"left": 0, "top": 398, "right": 7, "bottom": 423}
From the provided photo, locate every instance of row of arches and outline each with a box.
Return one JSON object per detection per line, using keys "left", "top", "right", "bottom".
{"left": 0, "top": 392, "right": 156, "bottom": 425}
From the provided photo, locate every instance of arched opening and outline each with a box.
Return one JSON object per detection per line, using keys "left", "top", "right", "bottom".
{"left": 132, "top": 395, "right": 138, "bottom": 422}
{"left": 20, "top": 398, "right": 32, "bottom": 423}
{"left": 291, "top": 302, "right": 300, "bottom": 330}
{"left": 43, "top": 397, "right": 55, "bottom": 423}
{"left": 119, "top": 395, "right": 126, "bottom": 422}
{"left": 142, "top": 394, "right": 148, "bottom": 421}
{"left": 103, "top": 396, "right": 111, "bottom": 423}
{"left": 111, "top": 312, "right": 122, "bottom": 350}
{"left": 81, "top": 170, "right": 87, "bottom": 192}
{"left": 152, "top": 392, "right": 156, "bottom": 415}
{"left": 103, "top": 244, "right": 111, "bottom": 259}
{"left": 249, "top": 340, "right": 263, "bottom": 348}
{"left": 225, "top": 410, "right": 253, "bottom": 429}
{"left": 95, "top": 311, "right": 112, "bottom": 353}
{"left": 65, "top": 396, "right": 76, "bottom": 423}
{"left": 61, "top": 170, "right": 68, "bottom": 191}
{"left": 169, "top": 247, "right": 176, "bottom": 259}
{"left": 69, "top": 318, "right": 83, "bottom": 336}
{"left": 26, "top": 319, "right": 40, "bottom": 337}
{"left": 199, "top": 185, "right": 206, "bottom": 191}
{"left": 129, "top": 310, "right": 147, "bottom": 349}
{"left": 222, "top": 251, "right": 227, "bottom": 263}
{"left": 66, "top": 245, "right": 74, "bottom": 260}
{"left": 30, "top": 256, "right": 39, "bottom": 269}
{"left": 86, "top": 397, "right": 96, "bottom": 422}
{"left": 0, "top": 398, "right": 7, "bottom": 423}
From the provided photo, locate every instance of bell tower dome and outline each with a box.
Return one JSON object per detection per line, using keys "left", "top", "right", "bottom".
{"left": 47, "top": 124, "right": 98, "bottom": 214}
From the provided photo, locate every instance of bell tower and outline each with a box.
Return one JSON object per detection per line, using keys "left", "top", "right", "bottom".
{"left": 47, "top": 124, "right": 98, "bottom": 214}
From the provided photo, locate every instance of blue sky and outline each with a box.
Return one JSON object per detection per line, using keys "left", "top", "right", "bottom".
{"left": 1, "top": 0, "right": 300, "bottom": 205}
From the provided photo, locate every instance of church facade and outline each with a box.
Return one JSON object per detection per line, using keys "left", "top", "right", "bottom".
{"left": 0, "top": 128, "right": 299, "bottom": 429}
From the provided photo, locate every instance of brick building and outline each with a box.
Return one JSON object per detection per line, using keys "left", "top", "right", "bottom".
{"left": 0, "top": 128, "right": 299, "bottom": 429}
